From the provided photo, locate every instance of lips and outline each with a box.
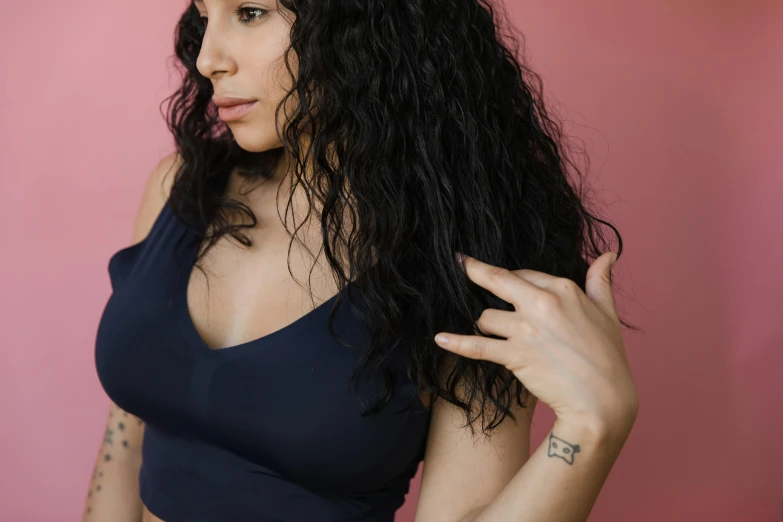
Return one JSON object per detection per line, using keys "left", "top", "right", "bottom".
{"left": 212, "top": 96, "right": 257, "bottom": 108}
{"left": 215, "top": 100, "right": 259, "bottom": 122}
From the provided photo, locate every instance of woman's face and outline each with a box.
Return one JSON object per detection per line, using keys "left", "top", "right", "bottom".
{"left": 194, "top": 0, "right": 297, "bottom": 153}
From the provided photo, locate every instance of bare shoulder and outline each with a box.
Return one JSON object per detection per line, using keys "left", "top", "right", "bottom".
{"left": 130, "top": 152, "right": 184, "bottom": 244}
{"left": 93, "top": 154, "right": 184, "bottom": 446}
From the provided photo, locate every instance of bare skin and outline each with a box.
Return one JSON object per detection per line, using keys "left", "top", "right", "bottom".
{"left": 189, "top": 3, "right": 537, "bottom": 521}
{"left": 99, "top": 155, "right": 435, "bottom": 522}
{"left": 89, "top": 0, "right": 540, "bottom": 517}
{"left": 82, "top": 151, "right": 177, "bottom": 522}
{"left": 81, "top": 401, "right": 145, "bottom": 522}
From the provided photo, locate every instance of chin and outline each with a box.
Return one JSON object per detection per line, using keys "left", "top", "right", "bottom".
{"left": 231, "top": 128, "right": 283, "bottom": 153}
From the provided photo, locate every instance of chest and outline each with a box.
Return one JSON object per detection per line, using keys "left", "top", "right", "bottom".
{"left": 95, "top": 208, "right": 432, "bottom": 493}
{"left": 184, "top": 217, "right": 434, "bottom": 407}
{"left": 184, "top": 221, "right": 342, "bottom": 352}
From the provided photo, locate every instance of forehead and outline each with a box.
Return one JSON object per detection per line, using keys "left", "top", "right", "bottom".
{"left": 193, "top": 0, "right": 232, "bottom": 9}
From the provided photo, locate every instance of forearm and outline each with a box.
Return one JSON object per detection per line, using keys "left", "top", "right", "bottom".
{"left": 82, "top": 446, "right": 143, "bottom": 522}
{"left": 82, "top": 413, "right": 146, "bottom": 522}
{"left": 465, "top": 417, "right": 633, "bottom": 522}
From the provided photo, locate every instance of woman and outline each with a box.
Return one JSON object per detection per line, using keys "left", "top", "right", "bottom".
{"left": 84, "top": 0, "right": 638, "bottom": 521}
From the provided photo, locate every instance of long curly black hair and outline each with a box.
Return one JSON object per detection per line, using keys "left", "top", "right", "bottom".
{"left": 160, "top": 0, "right": 639, "bottom": 439}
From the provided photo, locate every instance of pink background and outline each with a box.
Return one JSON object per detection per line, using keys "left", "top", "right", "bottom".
{"left": 1, "top": 0, "right": 781, "bottom": 520}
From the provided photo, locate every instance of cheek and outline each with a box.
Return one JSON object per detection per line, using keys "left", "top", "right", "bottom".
{"left": 250, "top": 46, "right": 293, "bottom": 101}
{"left": 266, "top": 55, "right": 300, "bottom": 121}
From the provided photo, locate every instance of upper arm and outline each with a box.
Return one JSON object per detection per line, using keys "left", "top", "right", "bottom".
{"left": 414, "top": 371, "right": 537, "bottom": 522}
{"left": 129, "top": 151, "right": 182, "bottom": 244}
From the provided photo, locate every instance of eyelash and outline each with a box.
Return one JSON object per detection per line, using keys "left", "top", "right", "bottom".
{"left": 199, "top": 6, "right": 267, "bottom": 28}
{"left": 234, "top": 6, "right": 267, "bottom": 25}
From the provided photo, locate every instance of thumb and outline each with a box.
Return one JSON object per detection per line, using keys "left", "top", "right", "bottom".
{"left": 585, "top": 251, "right": 618, "bottom": 319}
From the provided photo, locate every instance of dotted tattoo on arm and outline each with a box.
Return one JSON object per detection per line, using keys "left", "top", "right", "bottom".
{"left": 83, "top": 407, "right": 143, "bottom": 519}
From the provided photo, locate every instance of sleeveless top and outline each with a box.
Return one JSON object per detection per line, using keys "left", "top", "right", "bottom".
{"left": 94, "top": 190, "right": 432, "bottom": 522}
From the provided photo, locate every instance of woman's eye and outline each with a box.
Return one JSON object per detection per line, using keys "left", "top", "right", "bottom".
{"left": 235, "top": 6, "right": 268, "bottom": 25}
{"left": 195, "top": 7, "right": 266, "bottom": 31}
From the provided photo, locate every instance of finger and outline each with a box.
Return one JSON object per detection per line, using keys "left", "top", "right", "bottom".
{"left": 585, "top": 252, "right": 619, "bottom": 321}
{"left": 511, "top": 269, "right": 565, "bottom": 290}
{"left": 433, "top": 331, "right": 514, "bottom": 366}
{"left": 460, "top": 253, "right": 541, "bottom": 311}
{"left": 473, "top": 308, "right": 519, "bottom": 339}
{"left": 514, "top": 271, "right": 590, "bottom": 308}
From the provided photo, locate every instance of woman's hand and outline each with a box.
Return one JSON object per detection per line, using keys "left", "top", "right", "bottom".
{"left": 434, "top": 251, "right": 638, "bottom": 437}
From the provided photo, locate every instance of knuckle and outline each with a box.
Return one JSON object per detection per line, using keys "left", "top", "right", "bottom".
{"left": 470, "top": 339, "right": 487, "bottom": 359}
{"left": 560, "top": 278, "right": 580, "bottom": 295}
{"left": 517, "top": 318, "right": 538, "bottom": 338}
{"left": 533, "top": 292, "right": 559, "bottom": 314}
{"left": 505, "top": 352, "right": 528, "bottom": 373}
{"left": 487, "top": 266, "right": 508, "bottom": 283}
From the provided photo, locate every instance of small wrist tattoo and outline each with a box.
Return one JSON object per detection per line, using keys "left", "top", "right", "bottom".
{"left": 547, "top": 432, "right": 581, "bottom": 465}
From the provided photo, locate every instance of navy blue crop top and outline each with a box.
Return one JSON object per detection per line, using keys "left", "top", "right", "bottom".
{"left": 94, "top": 194, "right": 432, "bottom": 522}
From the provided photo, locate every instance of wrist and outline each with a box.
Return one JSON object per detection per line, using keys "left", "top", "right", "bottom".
{"left": 553, "top": 412, "right": 634, "bottom": 449}
{"left": 558, "top": 396, "right": 638, "bottom": 441}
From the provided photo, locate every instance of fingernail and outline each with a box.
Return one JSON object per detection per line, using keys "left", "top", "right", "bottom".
{"left": 610, "top": 252, "right": 618, "bottom": 266}
{"left": 434, "top": 334, "right": 450, "bottom": 344}
{"left": 455, "top": 252, "right": 465, "bottom": 267}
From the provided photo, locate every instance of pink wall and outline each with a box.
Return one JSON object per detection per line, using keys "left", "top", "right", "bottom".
{"left": 1, "top": 1, "right": 781, "bottom": 520}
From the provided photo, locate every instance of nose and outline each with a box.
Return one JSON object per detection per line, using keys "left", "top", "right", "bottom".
{"left": 195, "top": 20, "right": 237, "bottom": 79}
